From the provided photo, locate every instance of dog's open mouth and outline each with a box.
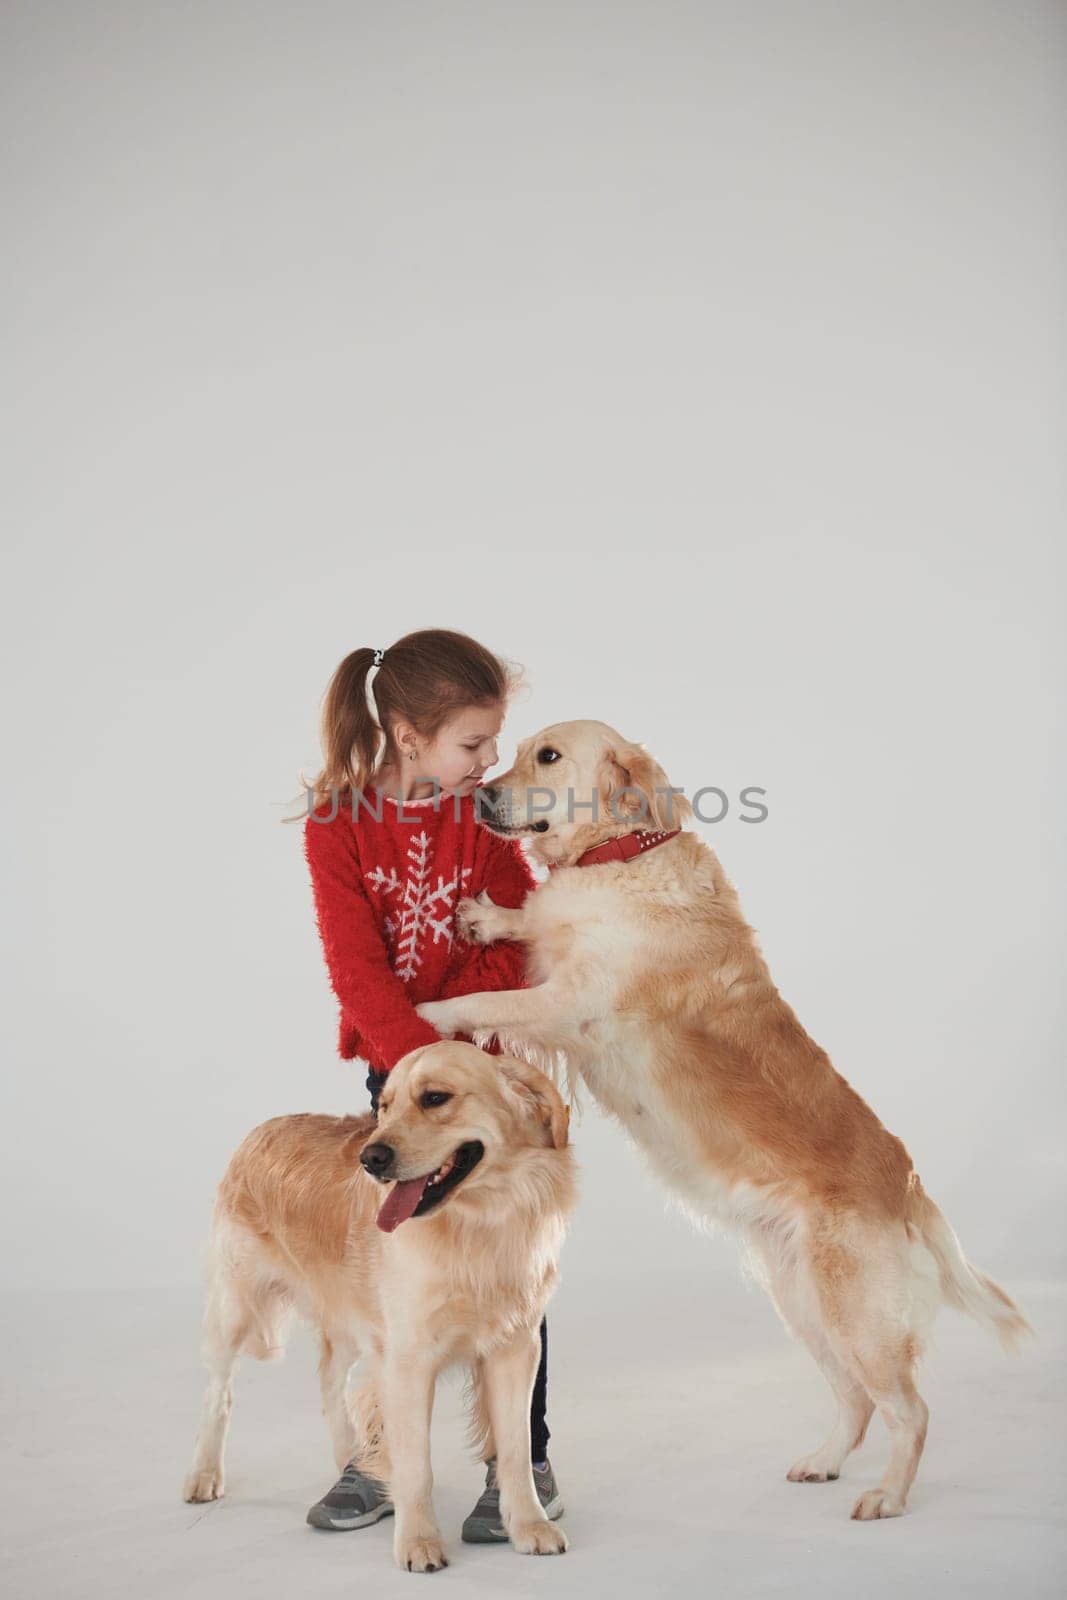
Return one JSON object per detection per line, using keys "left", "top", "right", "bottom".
{"left": 482, "top": 817, "right": 551, "bottom": 837}
{"left": 375, "top": 1141, "right": 485, "bottom": 1234}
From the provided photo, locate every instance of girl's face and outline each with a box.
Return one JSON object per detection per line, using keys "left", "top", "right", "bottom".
{"left": 420, "top": 703, "right": 504, "bottom": 795}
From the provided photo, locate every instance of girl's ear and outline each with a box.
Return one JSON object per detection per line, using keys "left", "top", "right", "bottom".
{"left": 601, "top": 742, "right": 691, "bottom": 831}
{"left": 497, "top": 1057, "right": 570, "bottom": 1149}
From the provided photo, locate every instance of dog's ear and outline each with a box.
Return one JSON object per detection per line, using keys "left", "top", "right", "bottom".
{"left": 497, "top": 1057, "right": 570, "bottom": 1149}
{"left": 601, "top": 741, "right": 691, "bottom": 831}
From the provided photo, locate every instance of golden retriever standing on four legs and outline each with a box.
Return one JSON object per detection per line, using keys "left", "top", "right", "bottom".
{"left": 416, "top": 719, "right": 1033, "bottom": 1522}
{"left": 183, "top": 1042, "right": 575, "bottom": 1571}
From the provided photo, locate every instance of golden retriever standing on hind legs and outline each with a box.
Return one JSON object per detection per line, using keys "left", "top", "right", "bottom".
{"left": 416, "top": 719, "right": 1033, "bottom": 1522}
{"left": 183, "top": 1041, "right": 575, "bottom": 1572}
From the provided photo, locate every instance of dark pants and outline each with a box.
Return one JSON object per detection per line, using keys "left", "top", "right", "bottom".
{"left": 367, "top": 1067, "right": 551, "bottom": 1463}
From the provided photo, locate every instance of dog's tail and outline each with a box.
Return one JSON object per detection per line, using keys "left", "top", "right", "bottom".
{"left": 461, "top": 1360, "right": 494, "bottom": 1464}
{"left": 912, "top": 1186, "right": 1034, "bottom": 1352}
{"left": 348, "top": 1379, "right": 389, "bottom": 1483}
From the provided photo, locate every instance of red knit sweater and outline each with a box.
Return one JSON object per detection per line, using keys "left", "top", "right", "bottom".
{"left": 304, "top": 786, "right": 538, "bottom": 1073}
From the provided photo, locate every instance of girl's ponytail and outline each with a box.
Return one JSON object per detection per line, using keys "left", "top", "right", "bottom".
{"left": 322, "top": 646, "right": 384, "bottom": 796}
{"left": 292, "top": 647, "right": 383, "bottom": 817}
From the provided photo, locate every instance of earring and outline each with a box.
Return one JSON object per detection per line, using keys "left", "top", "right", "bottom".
{"left": 409, "top": 749, "right": 416, "bottom": 762}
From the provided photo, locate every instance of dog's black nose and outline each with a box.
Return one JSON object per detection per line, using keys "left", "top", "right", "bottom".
{"left": 360, "top": 1142, "right": 395, "bottom": 1179}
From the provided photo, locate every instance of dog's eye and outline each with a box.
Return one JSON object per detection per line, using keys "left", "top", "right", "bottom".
{"left": 420, "top": 1091, "right": 453, "bottom": 1109}
{"left": 536, "top": 747, "right": 561, "bottom": 764}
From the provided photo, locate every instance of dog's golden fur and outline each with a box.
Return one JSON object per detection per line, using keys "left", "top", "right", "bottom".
{"left": 417, "top": 719, "right": 1033, "bottom": 1522}
{"left": 183, "top": 1043, "right": 576, "bottom": 1571}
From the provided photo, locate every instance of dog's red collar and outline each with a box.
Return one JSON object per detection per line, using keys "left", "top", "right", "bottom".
{"left": 548, "top": 828, "right": 682, "bottom": 872}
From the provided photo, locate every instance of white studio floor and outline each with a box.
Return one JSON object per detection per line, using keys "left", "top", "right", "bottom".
{"left": 1, "top": 1269, "right": 1063, "bottom": 1600}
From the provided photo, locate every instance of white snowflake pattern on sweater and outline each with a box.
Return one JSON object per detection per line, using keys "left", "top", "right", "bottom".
{"left": 366, "top": 830, "right": 472, "bottom": 981}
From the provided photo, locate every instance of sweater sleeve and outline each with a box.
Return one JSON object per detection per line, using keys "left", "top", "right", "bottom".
{"left": 303, "top": 813, "right": 442, "bottom": 1070}
{"left": 439, "top": 827, "right": 538, "bottom": 1001}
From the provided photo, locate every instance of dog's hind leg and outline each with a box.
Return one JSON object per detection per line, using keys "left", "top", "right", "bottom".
{"left": 317, "top": 1330, "right": 362, "bottom": 1472}
{"left": 809, "top": 1225, "right": 931, "bottom": 1520}
{"left": 781, "top": 1323, "right": 874, "bottom": 1483}
{"left": 752, "top": 1233, "right": 874, "bottom": 1484}
{"left": 841, "top": 1330, "right": 928, "bottom": 1520}
{"left": 182, "top": 1233, "right": 292, "bottom": 1503}
{"left": 183, "top": 1266, "right": 251, "bottom": 1502}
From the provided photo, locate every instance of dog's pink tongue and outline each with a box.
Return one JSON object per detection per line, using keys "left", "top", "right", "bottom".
{"left": 376, "top": 1176, "right": 429, "bottom": 1234}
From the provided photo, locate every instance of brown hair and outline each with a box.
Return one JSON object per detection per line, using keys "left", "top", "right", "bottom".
{"left": 286, "top": 629, "right": 524, "bottom": 821}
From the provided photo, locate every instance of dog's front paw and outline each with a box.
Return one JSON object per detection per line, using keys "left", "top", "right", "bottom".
{"left": 456, "top": 891, "right": 501, "bottom": 944}
{"left": 183, "top": 1467, "right": 224, "bottom": 1502}
{"left": 394, "top": 1530, "right": 449, "bottom": 1572}
{"left": 415, "top": 1000, "right": 462, "bottom": 1039}
{"left": 510, "top": 1518, "right": 568, "bottom": 1555}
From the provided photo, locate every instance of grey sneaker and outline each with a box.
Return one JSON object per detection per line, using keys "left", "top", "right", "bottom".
{"left": 461, "top": 1457, "right": 563, "bottom": 1543}
{"left": 306, "top": 1460, "right": 394, "bottom": 1531}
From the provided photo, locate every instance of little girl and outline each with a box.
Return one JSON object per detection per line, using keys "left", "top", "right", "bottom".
{"left": 298, "top": 628, "right": 562, "bottom": 1542}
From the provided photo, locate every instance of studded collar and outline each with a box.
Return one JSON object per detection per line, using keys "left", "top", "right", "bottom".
{"left": 548, "top": 827, "right": 682, "bottom": 872}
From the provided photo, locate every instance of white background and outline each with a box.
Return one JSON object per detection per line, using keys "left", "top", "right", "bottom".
{"left": 3, "top": 3, "right": 1064, "bottom": 1595}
